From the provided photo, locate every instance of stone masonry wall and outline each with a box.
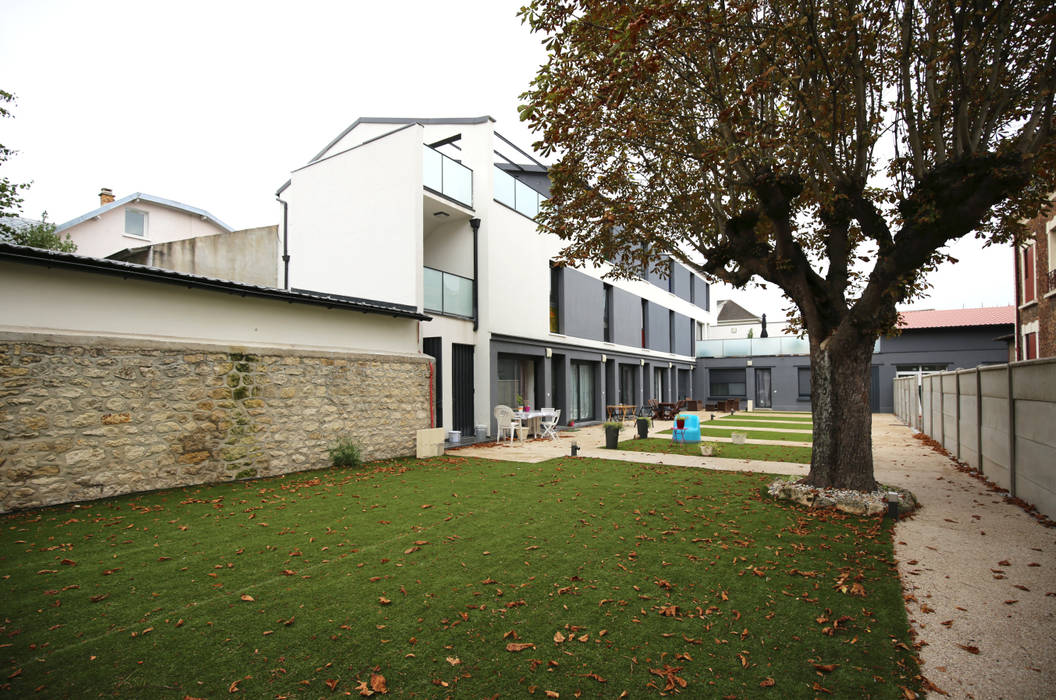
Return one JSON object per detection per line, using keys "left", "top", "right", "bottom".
{"left": 0, "top": 333, "right": 431, "bottom": 512}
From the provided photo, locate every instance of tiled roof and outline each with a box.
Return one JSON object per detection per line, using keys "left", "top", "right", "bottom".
{"left": 898, "top": 306, "right": 1015, "bottom": 329}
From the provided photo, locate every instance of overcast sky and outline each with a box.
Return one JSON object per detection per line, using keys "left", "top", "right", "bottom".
{"left": 0, "top": 0, "right": 1014, "bottom": 317}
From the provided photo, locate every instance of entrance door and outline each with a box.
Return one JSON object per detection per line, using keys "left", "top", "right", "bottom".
{"left": 452, "top": 344, "right": 474, "bottom": 434}
{"left": 755, "top": 368, "right": 772, "bottom": 408}
{"left": 569, "top": 361, "right": 596, "bottom": 422}
{"left": 423, "top": 337, "right": 442, "bottom": 427}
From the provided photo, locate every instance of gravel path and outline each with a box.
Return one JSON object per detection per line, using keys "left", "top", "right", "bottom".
{"left": 873, "top": 417, "right": 1056, "bottom": 699}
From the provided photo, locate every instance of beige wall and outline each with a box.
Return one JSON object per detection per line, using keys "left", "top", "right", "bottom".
{"left": 0, "top": 260, "right": 419, "bottom": 355}
{"left": 116, "top": 226, "right": 280, "bottom": 287}
{"left": 66, "top": 200, "right": 230, "bottom": 259}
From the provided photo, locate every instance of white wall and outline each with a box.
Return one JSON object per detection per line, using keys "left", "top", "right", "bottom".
{"left": 0, "top": 261, "right": 420, "bottom": 355}
{"left": 66, "top": 201, "right": 229, "bottom": 259}
{"left": 284, "top": 124, "right": 423, "bottom": 307}
{"left": 420, "top": 315, "right": 477, "bottom": 431}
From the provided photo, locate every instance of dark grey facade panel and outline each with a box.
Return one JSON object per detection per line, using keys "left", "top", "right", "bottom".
{"left": 673, "top": 311, "right": 693, "bottom": 356}
{"left": 560, "top": 268, "right": 605, "bottom": 342}
{"left": 672, "top": 263, "right": 692, "bottom": 302}
{"left": 647, "top": 301, "right": 670, "bottom": 353}
{"left": 611, "top": 287, "right": 642, "bottom": 347}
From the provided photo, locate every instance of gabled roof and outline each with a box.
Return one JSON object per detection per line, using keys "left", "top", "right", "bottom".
{"left": 898, "top": 306, "right": 1015, "bottom": 329}
{"left": 716, "top": 299, "right": 760, "bottom": 323}
{"left": 54, "top": 193, "right": 233, "bottom": 234}
{"left": 309, "top": 116, "right": 495, "bottom": 165}
{"left": 0, "top": 242, "right": 429, "bottom": 321}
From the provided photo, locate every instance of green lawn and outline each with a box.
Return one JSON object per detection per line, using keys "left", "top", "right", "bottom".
{"left": 721, "top": 413, "right": 813, "bottom": 423}
{"left": 710, "top": 419, "right": 814, "bottom": 431}
{"left": 661, "top": 426, "right": 813, "bottom": 443}
{"left": 619, "top": 437, "right": 813, "bottom": 464}
{"left": 0, "top": 457, "right": 919, "bottom": 698}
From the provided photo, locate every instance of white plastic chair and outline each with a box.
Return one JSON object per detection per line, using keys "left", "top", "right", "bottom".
{"left": 493, "top": 404, "right": 525, "bottom": 444}
{"left": 540, "top": 408, "right": 561, "bottom": 440}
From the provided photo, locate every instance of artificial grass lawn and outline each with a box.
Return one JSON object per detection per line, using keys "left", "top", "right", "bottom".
{"left": 710, "top": 419, "right": 814, "bottom": 431}
{"left": 0, "top": 457, "right": 920, "bottom": 698}
{"left": 721, "top": 414, "right": 813, "bottom": 423}
{"left": 618, "top": 437, "right": 813, "bottom": 464}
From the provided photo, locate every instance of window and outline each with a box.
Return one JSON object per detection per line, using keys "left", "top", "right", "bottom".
{"left": 1048, "top": 216, "right": 1056, "bottom": 292}
{"left": 654, "top": 367, "right": 666, "bottom": 401}
{"left": 695, "top": 321, "right": 705, "bottom": 341}
{"left": 797, "top": 367, "right": 811, "bottom": 399}
{"left": 669, "top": 310, "right": 675, "bottom": 352}
{"left": 668, "top": 260, "right": 676, "bottom": 293}
{"left": 569, "top": 361, "right": 595, "bottom": 421}
{"left": 125, "top": 209, "right": 147, "bottom": 237}
{"left": 690, "top": 274, "right": 696, "bottom": 303}
{"left": 619, "top": 365, "right": 636, "bottom": 405}
{"left": 641, "top": 299, "right": 648, "bottom": 348}
{"left": 1022, "top": 243, "right": 1036, "bottom": 304}
{"left": 603, "top": 284, "right": 613, "bottom": 342}
{"left": 549, "top": 262, "right": 562, "bottom": 333}
{"left": 1025, "top": 332, "right": 1038, "bottom": 360}
{"left": 709, "top": 368, "right": 746, "bottom": 397}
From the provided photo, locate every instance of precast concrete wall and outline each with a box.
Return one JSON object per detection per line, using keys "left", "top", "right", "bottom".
{"left": 894, "top": 358, "right": 1056, "bottom": 520}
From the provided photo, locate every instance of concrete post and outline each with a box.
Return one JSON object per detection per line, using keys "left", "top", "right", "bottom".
{"left": 976, "top": 368, "right": 983, "bottom": 472}
{"left": 955, "top": 371, "right": 961, "bottom": 460}
{"left": 1007, "top": 365, "right": 1016, "bottom": 497}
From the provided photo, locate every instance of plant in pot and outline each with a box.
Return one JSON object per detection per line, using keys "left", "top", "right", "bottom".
{"left": 603, "top": 421, "right": 622, "bottom": 449}
{"left": 636, "top": 416, "right": 651, "bottom": 439}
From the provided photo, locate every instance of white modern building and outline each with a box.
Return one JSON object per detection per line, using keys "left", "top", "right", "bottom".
{"left": 277, "top": 117, "right": 716, "bottom": 437}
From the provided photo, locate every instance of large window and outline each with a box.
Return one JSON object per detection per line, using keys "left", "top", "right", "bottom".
{"left": 125, "top": 209, "right": 147, "bottom": 237}
{"left": 549, "top": 263, "right": 562, "bottom": 333}
{"left": 497, "top": 355, "right": 537, "bottom": 409}
{"left": 709, "top": 368, "right": 746, "bottom": 397}
{"left": 619, "top": 365, "right": 636, "bottom": 405}
{"left": 641, "top": 299, "right": 648, "bottom": 348}
{"left": 569, "top": 361, "right": 595, "bottom": 422}
{"left": 1025, "top": 332, "right": 1038, "bottom": 360}
{"left": 668, "top": 310, "right": 675, "bottom": 353}
{"left": 654, "top": 367, "right": 666, "bottom": 402}
{"left": 603, "top": 284, "right": 613, "bottom": 343}
{"left": 797, "top": 367, "right": 811, "bottom": 399}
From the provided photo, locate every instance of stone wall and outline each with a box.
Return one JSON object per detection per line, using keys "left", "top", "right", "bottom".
{"left": 0, "top": 332, "right": 431, "bottom": 512}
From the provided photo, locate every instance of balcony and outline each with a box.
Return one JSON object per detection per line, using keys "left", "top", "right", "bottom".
{"left": 494, "top": 166, "right": 547, "bottom": 219}
{"left": 423, "top": 146, "right": 473, "bottom": 208}
{"left": 424, "top": 267, "right": 473, "bottom": 318}
{"left": 696, "top": 336, "right": 880, "bottom": 358}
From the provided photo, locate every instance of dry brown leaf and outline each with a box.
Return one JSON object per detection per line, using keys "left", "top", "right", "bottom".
{"left": 957, "top": 644, "right": 981, "bottom": 654}
{"left": 369, "top": 672, "right": 388, "bottom": 694}
{"left": 446, "top": 657, "right": 461, "bottom": 666}
{"left": 760, "top": 677, "right": 776, "bottom": 687}
{"left": 378, "top": 596, "right": 392, "bottom": 605}
{"left": 239, "top": 594, "right": 254, "bottom": 602}
{"left": 506, "top": 642, "right": 536, "bottom": 652}
{"left": 553, "top": 631, "right": 566, "bottom": 643}
{"left": 813, "top": 663, "right": 838, "bottom": 673}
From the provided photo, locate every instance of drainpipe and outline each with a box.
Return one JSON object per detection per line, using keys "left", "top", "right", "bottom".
{"left": 276, "top": 195, "right": 291, "bottom": 289}
{"left": 1013, "top": 246, "right": 1021, "bottom": 361}
{"left": 470, "top": 217, "right": 481, "bottom": 331}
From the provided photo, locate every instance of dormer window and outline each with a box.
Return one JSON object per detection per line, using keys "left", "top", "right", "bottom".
{"left": 125, "top": 209, "right": 147, "bottom": 237}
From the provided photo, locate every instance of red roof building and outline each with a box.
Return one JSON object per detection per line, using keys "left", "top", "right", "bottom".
{"left": 898, "top": 306, "right": 1016, "bottom": 330}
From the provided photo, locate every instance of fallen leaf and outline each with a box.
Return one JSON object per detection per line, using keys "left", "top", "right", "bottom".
{"left": 813, "top": 663, "right": 838, "bottom": 673}
{"left": 760, "top": 677, "right": 775, "bottom": 687}
{"left": 957, "top": 644, "right": 981, "bottom": 655}
{"left": 446, "top": 657, "right": 461, "bottom": 666}
{"left": 378, "top": 597, "right": 391, "bottom": 605}
{"left": 240, "top": 594, "right": 254, "bottom": 602}
{"left": 506, "top": 642, "right": 536, "bottom": 652}
{"left": 228, "top": 679, "right": 241, "bottom": 693}
{"left": 553, "top": 631, "right": 566, "bottom": 643}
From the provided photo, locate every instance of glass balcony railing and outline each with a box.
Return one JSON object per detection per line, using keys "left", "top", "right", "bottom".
{"left": 494, "top": 166, "right": 546, "bottom": 219}
{"left": 423, "top": 146, "right": 473, "bottom": 208}
{"left": 696, "top": 336, "right": 880, "bottom": 358}
{"left": 424, "top": 266, "right": 474, "bottom": 318}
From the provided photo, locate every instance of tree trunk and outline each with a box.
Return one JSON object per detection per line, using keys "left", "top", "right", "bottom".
{"left": 802, "top": 333, "right": 878, "bottom": 491}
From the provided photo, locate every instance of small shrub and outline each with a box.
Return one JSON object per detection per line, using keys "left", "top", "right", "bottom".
{"left": 328, "top": 438, "right": 362, "bottom": 468}
{"left": 603, "top": 421, "right": 623, "bottom": 430}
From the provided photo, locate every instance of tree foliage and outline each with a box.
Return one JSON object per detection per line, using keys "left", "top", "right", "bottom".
{"left": 3, "top": 212, "right": 77, "bottom": 253}
{"left": 521, "top": 0, "right": 1055, "bottom": 333}
{"left": 520, "top": 0, "right": 1055, "bottom": 489}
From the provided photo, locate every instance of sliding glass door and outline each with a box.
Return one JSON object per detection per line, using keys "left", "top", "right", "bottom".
{"left": 569, "top": 361, "right": 596, "bottom": 422}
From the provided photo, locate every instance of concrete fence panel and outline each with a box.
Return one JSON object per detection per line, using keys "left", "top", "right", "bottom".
{"left": 899, "top": 358, "right": 1056, "bottom": 520}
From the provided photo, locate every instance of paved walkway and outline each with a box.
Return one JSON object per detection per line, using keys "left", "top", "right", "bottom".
{"left": 450, "top": 413, "right": 1056, "bottom": 699}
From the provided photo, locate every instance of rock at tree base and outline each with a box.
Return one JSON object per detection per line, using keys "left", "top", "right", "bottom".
{"left": 768, "top": 479, "right": 918, "bottom": 516}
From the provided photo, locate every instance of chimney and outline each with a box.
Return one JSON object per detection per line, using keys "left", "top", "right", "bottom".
{"left": 99, "top": 187, "right": 114, "bottom": 205}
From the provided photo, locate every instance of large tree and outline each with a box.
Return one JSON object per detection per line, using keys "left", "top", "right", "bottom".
{"left": 520, "top": 0, "right": 1056, "bottom": 490}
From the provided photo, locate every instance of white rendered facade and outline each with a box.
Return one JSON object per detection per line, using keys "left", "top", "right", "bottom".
{"left": 279, "top": 117, "right": 716, "bottom": 436}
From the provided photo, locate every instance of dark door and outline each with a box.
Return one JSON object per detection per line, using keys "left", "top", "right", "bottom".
{"left": 423, "top": 337, "right": 442, "bottom": 428}
{"left": 452, "top": 344, "right": 474, "bottom": 434}
{"left": 755, "top": 368, "right": 772, "bottom": 408}
{"left": 870, "top": 365, "right": 880, "bottom": 413}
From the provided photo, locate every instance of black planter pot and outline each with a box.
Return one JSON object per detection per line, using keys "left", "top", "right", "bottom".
{"left": 636, "top": 418, "right": 649, "bottom": 439}
{"left": 604, "top": 425, "right": 620, "bottom": 449}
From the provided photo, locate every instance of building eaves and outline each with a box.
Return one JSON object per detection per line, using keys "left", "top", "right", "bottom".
{"left": 308, "top": 116, "right": 495, "bottom": 165}
{"left": 898, "top": 306, "right": 1016, "bottom": 330}
{"left": 54, "top": 193, "right": 234, "bottom": 234}
{"left": 0, "top": 243, "right": 430, "bottom": 321}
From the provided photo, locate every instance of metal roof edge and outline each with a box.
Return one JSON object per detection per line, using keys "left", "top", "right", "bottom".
{"left": 55, "top": 193, "right": 234, "bottom": 234}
